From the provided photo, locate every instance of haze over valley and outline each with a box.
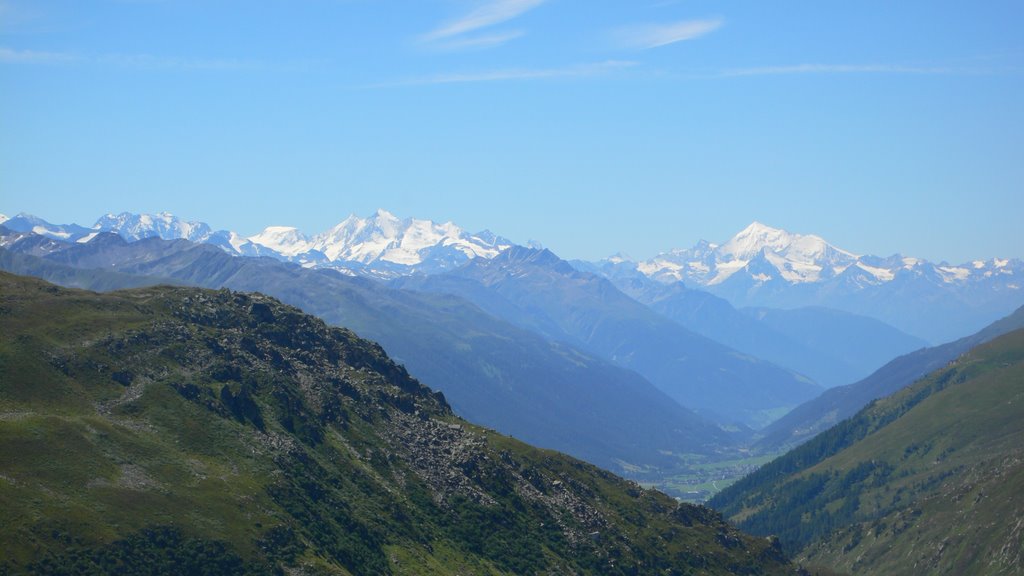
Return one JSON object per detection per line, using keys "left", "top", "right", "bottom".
{"left": 3, "top": 1, "right": 1022, "bottom": 573}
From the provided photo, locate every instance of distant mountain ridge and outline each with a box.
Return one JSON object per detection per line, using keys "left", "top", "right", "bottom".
{"left": 245, "top": 209, "right": 514, "bottom": 274}
{"left": 587, "top": 221, "right": 1022, "bottom": 343}
{"left": 2, "top": 210, "right": 513, "bottom": 277}
{"left": 5, "top": 210, "right": 1022, "bottom": 342}
{"left": 8, "top": 211, "right": 1020, "bottom": 290}
{"left": 395, "top": 246, "right": 823, "bottom": 429}
{"left": 0, "top": 230, "right": 735, "bottom": 475}
{"left": 0, "top": 271, "right": 796, "bottom": 575}
{"left": 596, "top": 271, "right": 928, "bottom": 388}
{"left": 640, "top": 222, "right": 859, "bottom": 286}
{"left": 619, "top": 221, "right": 1016, "bottom": 289}
{"left": 755, "top": 304, "right": 1024, "bottom": 451}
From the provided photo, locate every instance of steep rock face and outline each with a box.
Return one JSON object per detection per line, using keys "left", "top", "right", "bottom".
{"left": 0, "top": 272, "right": 797, "bottom": 574}
{"left": 709, "top": 327, "right": 1024, "bottom": 575}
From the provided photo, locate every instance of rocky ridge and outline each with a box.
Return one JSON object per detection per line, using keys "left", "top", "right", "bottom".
{"left": 0, "top": 271, "right": 797, "bottom": 575}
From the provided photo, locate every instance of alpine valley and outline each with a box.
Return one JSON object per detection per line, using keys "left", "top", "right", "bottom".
{"left": 708, "top": 324, "right": 1024, "bottom": 575}
{"left": 2, "top": 209, "right": 1023, "bottom": 575}
{"left": 0, "top": 271, "right": 797, "bottom": 575}
{"left": 5, "top": 211, "right": 1020, "bottom": 350}
{"left": 2, "top": 210, "right": 1021, "bottom": 434}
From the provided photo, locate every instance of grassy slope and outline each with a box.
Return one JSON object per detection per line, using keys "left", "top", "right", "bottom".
{"left": 755, "top": 305, "right": 1024, "bottom": 452}
{"left": 0, "top": 238, "right": 734, "bottom": 473}
{"left": 710, "top": 329, "right": 1024, "bottom": 575}
{"left": 0, "top": 272, "right": 794, "bottom": 575}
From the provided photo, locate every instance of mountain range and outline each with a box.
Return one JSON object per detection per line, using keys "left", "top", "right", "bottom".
{"left": 0, "top": 271, "right": 796, "bottom": 575}
{"left": 4, "top": 210, "right": 1019, "bottom": 346}
{"left": 394, "top": 246, "right": 822, "bottom": 428}
{"left": 589, "top": 221, "right": 1022, "bottom": 344}
{"left": 593, "top": 271, "right": 929, "bottom": 388}
{"left": 4, "top": 205, "right": 1022, "bottom": 576}
{"left": 618, "top": 221, "right": 1016, "bottom": 294}
{"left": 3, "top": 209, "right": 1021, "bottom": 420}
{"left": 1, "top": 210, "right": 513, "bottom": 277}
{"left": 0, "top": 229, "right": 736, "bottom": 477}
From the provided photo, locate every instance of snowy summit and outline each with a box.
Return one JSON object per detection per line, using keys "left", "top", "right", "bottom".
{"left": 621, "top": 221, "right": 1015, "bottom": 289}
{"left": 0, "top": 209, "right": 515, "bottom": 277}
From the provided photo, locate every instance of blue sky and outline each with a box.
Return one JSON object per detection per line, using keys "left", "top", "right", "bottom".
{"left": 2, "top": 0, "right": 1022, "bottom": 262}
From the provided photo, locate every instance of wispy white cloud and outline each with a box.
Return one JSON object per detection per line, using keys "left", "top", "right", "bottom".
{"left": 616, "top": 18, "right": 722, "bottom": 49}
{"left": 98, "top": 53, "right": 259, "bottom": 71}
{"left": 0, "top": 46, "right": 264, "bottom": 70}
{"left": 429, "top": 30, "right": 526, "bottom": 52}
{"left": 720, "top": 63, "right": 959, "bottom": 77}
{"left": 424, "top": 0, "right": 546, "bottom": 41}
{"left": 367, "top": 60, "right": 637, "bottom": 88}
{"left": 419, "top": 0, "right": 544, "bottom": 50}
{"left": 0, "top": 46, "right": 80, "bottom": 64}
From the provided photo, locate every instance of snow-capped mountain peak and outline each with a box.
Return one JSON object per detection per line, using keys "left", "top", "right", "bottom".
{"left": 313, "top": 210, "right": 510, "bottom": 267}
{"left": 247, "top": 226, "right": 313, "bottom": 257}
{"left": 696, "top": 222, "right": 856, "bottom": 285}
{"left": 306, "top": 211, "right": 409, "bottom": 264}
{"left": 606, "top": 221, "right": 1022, "bottom": 296}
{"left": 720, "top": 221, "right": 857, "bottom": 263}
{"left": 620, "top": 222, "right": 869, "bottom": 286}
{"left": 0, "top": 208, "right": 510, "bottom": 274}
{"left": 240, "top": 209, "right": 515, "bottom": 275}
{"left": 93, "top": 211, "right": 213, "bottom": 242}
{"left": 2, "top": 212, "right": 94, "bottom": 241}
{"left": 0, "top": 213, "right": 8, "bottom": 225}
{"left": 606, "top": 252, "right": 634, "bottom": 265}
{"left": 372, "top": 207, "right": 400, "bottom": 224}
{"left": 719, "top": 221, "right": 791, "bottom": 261}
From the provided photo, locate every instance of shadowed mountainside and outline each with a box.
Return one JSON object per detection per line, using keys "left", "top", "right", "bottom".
{"left": 0, "top": 271, "right": 797, "bottom": 575}
{"left": 0, "top": 234, "right": 733, "bottom": 473}
{"left": 709, "top": 327, "right": 1024, "bottom": 575}
{"left": 756, "top": 305, "right": 1024, "bottom": 451}
{"left": 396, "top": 246, "right": 822, "bottom": 429}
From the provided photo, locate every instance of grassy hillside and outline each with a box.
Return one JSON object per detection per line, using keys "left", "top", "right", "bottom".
{"left": 0, "top": 237, "right": 733, "bottom": 475}
{"left": 755, "top": 305, "right": 1024, "bottom": 452}
{"left": 709, "top": 328, "right": 1024, "bottom": 575}
{"left": 0, "top": 272, "right": 795, "bottom": 575}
